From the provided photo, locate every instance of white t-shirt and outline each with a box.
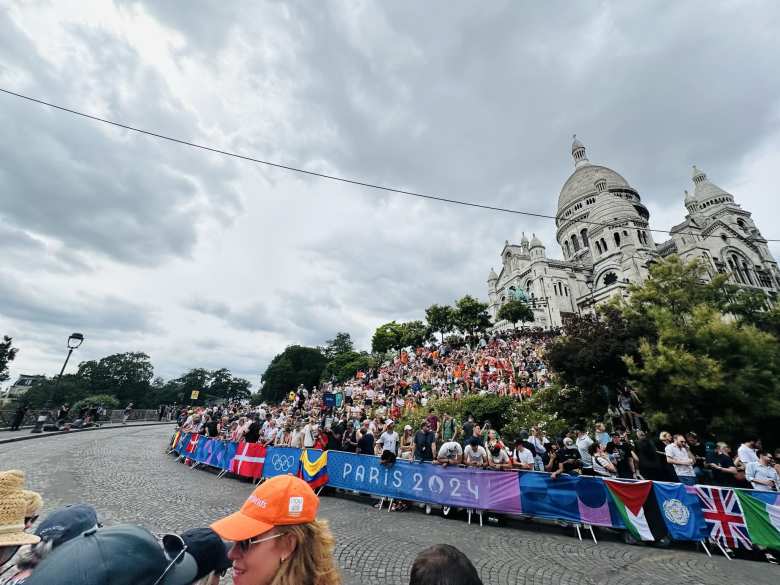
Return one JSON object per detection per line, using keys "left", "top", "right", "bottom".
{"left": 464, "top": 444, "right": 487, "bottom": 465}
{"left": 378, "top": 431, "right": 399, "bottom": 454}
{"left": 745, "top": 462, "right": 779, "bottom": 491}
{"left": 437, "top": 441, "right": 463, "bottom": 460}
{"left": 665, "top": 444, "right": 695, "bottom": 477}
{"left": 512, "top": 447, "right": 535, "bottom": 467}
{"left": 303, "top": 424, "right": 316, "bottom": 448}
{"left": 737, "top": 444, "right": 758, "bottom": 465}
{"left": 576, "top": 435, "right": 594, "bottom": 468}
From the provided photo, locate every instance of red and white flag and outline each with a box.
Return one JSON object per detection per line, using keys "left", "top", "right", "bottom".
{"left": 230, "top": 442, "right": 266, "bottom": 479}
{"left": 185, "top": 434, "right": 200, "bottom": 454}
{"left": 695, "top": 486, "right": 752, "bottom": 549}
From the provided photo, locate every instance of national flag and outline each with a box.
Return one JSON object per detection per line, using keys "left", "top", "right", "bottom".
{"left": 694, "top": 486, "right": 752, "bottom": 549}
{"left": 652, "top": 482, "right": 708, "bottom": 541}
{"left": 174, "top": 432, "right": 190, "bottom": 453}
{"left": 734, "top": 490, "right": 780, "bottom": 550}
{"left": 299, "top": 449, "right": 329, "bottom": 489}
{"left": 605, "top": 479, "right": 667, "bottom": 542}
{"left": 185, "top": 434, "right": 200, "bottom": 454}
{"left": 230, "top": 442, "right": 266, "bottom": 479}
{"left": 169, "top": 431, "right": 181, "bottom": 450}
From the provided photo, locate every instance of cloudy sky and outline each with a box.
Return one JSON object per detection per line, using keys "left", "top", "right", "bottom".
{"left": 1, "top": 1, "right": 780, "bottom": 387}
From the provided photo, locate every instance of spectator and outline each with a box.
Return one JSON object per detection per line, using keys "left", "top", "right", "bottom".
{"left": 409, "top": 544, "right": 483, "bottom": 585}
{"left": 244, "top": 416, "right": 262, "bottom": 444}
{"left": 461, "top": 415, "right": 475, "bottom": 445}
{"left": 399, "top": 425, "right": 415, "bottom": 460}
{"left": 685, "top": 432, "right": 707, "bottom": 483}
{"left": 737, "top": 437, "right": 759, "bottom": 467}
{"left": 634, "top": 430, "right": 665, "bottom": 481}
{"left": 609, "top": 433, "right": 636, "bottom": 479}
{"left": 290, "top": 421, "right": 305, "bottom": 449}
{"left": 356, "top": 424, "right": 375, "bottom": 456}
{"left": 414, "top": 422, "right": 437, "bottom": 462}
{"left": 665, "top": 434, "right": 696, "bottom": 486}
{"left": 594, "top": 423, "right": 610, "bottom": 448}
{"left": 0, "top": 471, "right": 41, "bottom": 571}
{"left": 378, "top": 420, "right": 399, "bottom": 466}
{"left": 575, "top": 429, "right": 594, "bottom": 475}
{"left": 210, "top": 475, "right": 341, "bottom": 585}
{"left": 439, "top": 413, "right": 459, "bottom": 444}
{"left": 511, "top": 439, "right": 534, "bottom": 470}
{"left": 463, "top": 437, "right": 488, "bottom": 468}
{"left": 589, "top": 443, "right": 617, "bottom": 478}
{"left": 177, "top": 527, "right": 232, "bottom": 585}
{"left": 122, "top": 402, "right": 133, "bottom": 425}
{"left": 551, "top": 437, "right": 581, "bottom": 479}
{"left": 436, "top": 439, "right": 463, "bottom": 467}
{"left": 302, "top": 418, "right": 317, "bottom": 448}
{"left": 707, "top": 442, "right": 739, "bottom": 487}
{"left": 10, "top": 404, "right": 28, "bottom": 432}
{"left": 746, "top": 450, "right": 779, "bottom": 492}
{"left": 425, "top": 409, "right": 440, "bottom": 436}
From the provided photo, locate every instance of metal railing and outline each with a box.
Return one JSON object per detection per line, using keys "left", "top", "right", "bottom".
{"left": 0, "top": 408, "right": 164, "bottom": 429}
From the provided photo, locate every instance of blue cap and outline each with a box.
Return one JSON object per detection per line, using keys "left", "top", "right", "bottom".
{"left": 25, "top": 524, "right": 197, "bottom": 585}
{"left": 35, "top": 504, "right": 99, "bottom": 548}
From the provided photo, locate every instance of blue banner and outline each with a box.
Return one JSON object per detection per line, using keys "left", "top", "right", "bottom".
{"left": 653, "top": 483, "right": 708, "bottom": 541}
{"left": 263, "top": 447, "right": 302, "bottom": 478}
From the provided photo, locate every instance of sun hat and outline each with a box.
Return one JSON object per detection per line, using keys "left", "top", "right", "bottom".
{"left": 210, "top": 475, "right": 319, "bottom": 542}
{"left": 0, "top": 471, "right": 41, "bottom": 547}
{"left": 404, "top": 425, "right": 412, "bottom": 431}
{"left": 35, "top": 504, "right": 99, "bottom": 548}
{"left": 25, "top": 524, "right": 196, "bottom": 585}
{"left": 23, "top": 490, "right": 43, "bottom": 518}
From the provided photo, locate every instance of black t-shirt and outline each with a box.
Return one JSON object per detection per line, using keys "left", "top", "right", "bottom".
{"left": 244, "top": 422, "right": 261, "bottom": 443}
{"left": 612, "top": 442, "right": 634, "bottom": 477}
{"left": 205, "top": 421, "right": 218, "bottom": 437}
{"left": 462, "top": 421, "right": 474, "bottom": 441}
{"left": 357, "top": 432, "right": 374, "bottom": 455}
{"left": 558, "top": 447, "right": 581, "bottom": 473}
{"left": 713, "top": 453, "right": 736, "bottom": 487}
{"left": 414, "top": 430, "right": 435, "bottom": 460}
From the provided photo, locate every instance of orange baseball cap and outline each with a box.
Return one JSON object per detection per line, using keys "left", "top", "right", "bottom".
{"left": 210, "top": 475, "right": 319, "bottom": 541}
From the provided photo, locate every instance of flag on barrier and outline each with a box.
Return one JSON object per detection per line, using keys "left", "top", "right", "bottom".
{"left": 173, "top": 432, "right": 190, "bottom": 453}
{"left": 734, "top": 490, "right": 780, "bottom": 549}
{"left": 169, "top": 431, "right": 181, "bottom": 450}
{"left": 299, "top": 449, "right": 329, "bottom": 489}
{"left": 695, "top": 486, "right": 752, "bottom": 549}
{"left": 230, "top": 442, "right": 266, "bottom": 479}
{"left": 185, "top": 434, "right": 200, "bottom": 454}
{"left": 652, "top": 482, "right": 707, "bottom": 541}
{"left": 606, "top": 480, "right": 667, "bottom": 542}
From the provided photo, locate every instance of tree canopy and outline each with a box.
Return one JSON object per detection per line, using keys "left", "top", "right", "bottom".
{"left": 0, "top": 336, "right": 18, "bottom": 384}
{"left": 497, "top": 300, "right": 535, "bottom": 329}
{"left": 260, "top": 345, "right": 327, "bottom": 402}
{"left": 453, "top": 295, "right": 492, "bottom": 336}
{"left": 425, "top": 304, "right": 455, "bottom": 342}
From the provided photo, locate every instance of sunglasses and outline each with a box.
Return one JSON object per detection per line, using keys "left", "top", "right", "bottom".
{"left": 235, "top": 532, "right": 283, "bottom": 553}
{"left": 24, "top": 515, "right": 39, "bottom": 526}
{"left": 152, "top": 533, "right": 188, "bottom": 585}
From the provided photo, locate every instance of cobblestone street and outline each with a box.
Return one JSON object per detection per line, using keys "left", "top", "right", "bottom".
{"left": 0, "top": 426, "right": 776, "bottom": 585}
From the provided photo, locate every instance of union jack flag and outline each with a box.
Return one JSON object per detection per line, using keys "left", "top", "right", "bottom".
{"left": 694, "top": 486, "right": 752, "bottom": 549}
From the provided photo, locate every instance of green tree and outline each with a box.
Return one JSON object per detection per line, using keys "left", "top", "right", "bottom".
{"left": 371, "top": 321, "right": 404, "bottom": 354}
{"left": 400, "top": 320, "right": 431, "bottom": 349}
{"left": 77, "top": 352, "right": 155, "bottom": 407}
{"left": 22, "top": 374, "right": 90, "bottom": 409}
{"left": 71, "top": 394, "right": 120, "bottom": 413}
{"left": 322, "top": 351, "right": 375, "bottom": 383}
{"left": 497, "top": 300, "right": 535, "bottom": 330}
{"left": 453, "top": 295, "right": 492, "bottom": 337}
{"left": 261, "top": 345, "right": 327, "bottom": 402}
{"left": 0, "top": 336, "right": 18, "bottom": 383}
{"left": 321, "top": 332, "right": 355, "bottom": 360}
{"left": 425, "top": 304, "right": 455, "bottom": 342}
{"left": 174, "top": 368, "right": 212, "bottom": 404}
{"left": 208, "top": 368, "right": 252, "bottom": 402}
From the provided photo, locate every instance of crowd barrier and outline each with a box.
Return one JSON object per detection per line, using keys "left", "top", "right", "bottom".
{"left": 169, "top": 432, "right": 780, "bottom": 553}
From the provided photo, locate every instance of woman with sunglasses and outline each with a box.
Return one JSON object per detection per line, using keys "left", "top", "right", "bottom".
{"left": 210, "top": 475, "right": 341, "bottom": 585}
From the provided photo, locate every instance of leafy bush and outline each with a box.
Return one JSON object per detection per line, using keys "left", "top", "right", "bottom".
{"left": 71, "top": 394, "right": 119, "bottom": 413}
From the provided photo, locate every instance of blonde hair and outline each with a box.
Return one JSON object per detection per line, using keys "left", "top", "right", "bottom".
{"left": 270, "top": 520, "right": 341, "bottom": 585}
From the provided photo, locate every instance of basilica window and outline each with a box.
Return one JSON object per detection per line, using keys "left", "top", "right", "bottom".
{"left": 600, "top": 238, "right": 608, "bottom": 252}
{"left": 613, "top": 232, "right": 621, "bottom": 247}
{"left": 742, "top": 262, "right": 754, "bottom": 285}
{"left": 564, "top": 241, "right": 571, "bottom": 257}
{"left": 603, "top": 272, "right": 618, "bottom": 286}
{"left": 595, "top": 240, "right": 602, "bottom": 255}
{"left": 580, "top": 228, "right": 589, "bottom": 248}
{"left": 571, "top": 234, "right": 580, "bottom": 252}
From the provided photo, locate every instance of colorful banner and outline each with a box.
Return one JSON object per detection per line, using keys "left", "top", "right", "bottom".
{"left": 300, "top": 449, "right": 329, "bottom": 488}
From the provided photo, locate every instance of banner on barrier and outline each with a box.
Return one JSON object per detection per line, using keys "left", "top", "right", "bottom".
{"left": 263, "top": 447, "right": 302, "bottom": 478}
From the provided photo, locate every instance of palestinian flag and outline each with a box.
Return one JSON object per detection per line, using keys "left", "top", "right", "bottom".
{"left": 606, "top": 480, "right": 668, "bottom": 542}
{"left": 299, "top": 449, "right": 329, "bottom": 489}
{"left": 734, "top": 490, "right": 780, "bottom": 550}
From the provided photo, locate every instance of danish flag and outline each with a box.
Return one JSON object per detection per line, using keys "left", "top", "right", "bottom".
{"left": 185, "top": 434, "right": 200, "bottom": 454}
{"left": 230, "top": 441, "right": 266, "bottom": 479}
{"left": 694, "top": 486, "right": 752, "bottom": 549}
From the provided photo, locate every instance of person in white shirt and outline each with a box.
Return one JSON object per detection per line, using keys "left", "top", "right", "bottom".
{"left": 737, "top": 439, "right": 759, "bottom": 467}
{"left": 436, "top": 440, "right": 463, "bottom": 467}
{"left": 665, "top": 434, "right": 696, "bottom": 485}
{"left": 575, "top": 429, "right": 594, "bottom": 474}
{"left": 746, "top": 451, "right": 779, "bottom": 491}
{"left": 377, "top": 420, "right": 399, "bottom": 464}
{"left": 511, "top": 440, "right": 535, "bottom": 470}
{"left": 290, "top": 422, "right": 304, "bottom": 448}
{"left": 302, "top": 419, "right": 317, "bottom": 448}
{"left": 463, "top": 438, "right": 488, "bottom": 468}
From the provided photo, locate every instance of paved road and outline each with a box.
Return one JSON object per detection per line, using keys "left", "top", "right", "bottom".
{"left": 0, "top": 426, "right": 776, "bottom": 585}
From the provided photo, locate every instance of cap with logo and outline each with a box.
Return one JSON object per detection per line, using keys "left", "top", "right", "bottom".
{"left": 35, "top": 504, "right": 100, "bottom": 548}
{"left": 25, "top": 524, "right": 196, "bottom": 585}
{"left": 210, "top": 475, "right": 319, "bottom": 541}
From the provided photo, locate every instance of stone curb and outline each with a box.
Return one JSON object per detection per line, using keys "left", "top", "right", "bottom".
{"left": 0, "top": 421, "right": 175, "bottom": 445}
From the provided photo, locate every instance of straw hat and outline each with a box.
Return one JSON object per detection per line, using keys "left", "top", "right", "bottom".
{"left": 23, "top": 490, "right": 44, "bottom": 518}
{"left": 0, "top": 488, "right": 41, "bottom": 546}
{"left": 0, "top": 470, "right": 25, "bottom": 495}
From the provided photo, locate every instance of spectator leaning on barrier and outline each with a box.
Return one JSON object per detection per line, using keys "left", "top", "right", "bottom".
{"left": 589, "top": 442, "right": 616, "bottom": 478}
{"left": 463, "top": 437, "right": 487, "bottom": 468}
{"left": 378, "top": 420, "right": 399, "bottom": 466}
{"left": 746, "top": 450, "right": 779, "bottom": 492}
{"left": 707, "top": 442, "right": 740, "bottom": 487}
{"left": 551, "top": 438, "right": 581, "bottom": 479}
{"left": 436, "top": 439, "right": 463, "bottom": 467}
{"left": 575, "top": 429, "right": 594, "bottom": 476}
{"left": 511, "top": 439, "right": 534, "bottom": 470}
{"left": 210, "top": 475, "right": 341, "bottom": 585}
{"left": 399, "top": 425, "right": 415, "bottom": 461}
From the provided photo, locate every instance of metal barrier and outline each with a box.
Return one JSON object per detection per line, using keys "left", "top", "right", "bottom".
{"left": 0, "top": 408, "right": 162, "bottom": 429}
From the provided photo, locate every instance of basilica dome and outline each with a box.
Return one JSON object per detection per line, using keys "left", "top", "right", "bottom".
{"left": 558, "top": 164, "right": 631, "bottom": 212}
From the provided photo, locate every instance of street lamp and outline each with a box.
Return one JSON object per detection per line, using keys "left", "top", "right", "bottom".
{"left": 32, "top": 332, "right": 85, "bottom": 433}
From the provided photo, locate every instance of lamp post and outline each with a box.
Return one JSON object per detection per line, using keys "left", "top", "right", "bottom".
{"left": 32, "top": 332, "right": 85, "bottom": 433}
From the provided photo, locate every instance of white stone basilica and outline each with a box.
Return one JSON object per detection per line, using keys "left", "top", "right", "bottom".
{"left": 488, "top": 137, "right": 780, "bottom": 329}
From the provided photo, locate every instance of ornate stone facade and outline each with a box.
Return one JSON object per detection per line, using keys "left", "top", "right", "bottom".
{"left": 488, "top": 137, "right": 780, "bottom": 328}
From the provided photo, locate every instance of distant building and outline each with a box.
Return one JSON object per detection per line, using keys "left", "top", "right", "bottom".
{"left": 0, "top": 374, "right": 47, "bottom": 405}
{"left": 488, "top": 137, "right": 779, "bottom": 328}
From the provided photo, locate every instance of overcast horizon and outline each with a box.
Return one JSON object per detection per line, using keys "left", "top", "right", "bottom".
{"left": 2, "top": 1, "right": 780, "bottom": 388}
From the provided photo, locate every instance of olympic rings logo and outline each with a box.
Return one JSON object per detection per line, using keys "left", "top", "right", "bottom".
{"left": 271, "top": 454, "right": 296, "bottom": 471}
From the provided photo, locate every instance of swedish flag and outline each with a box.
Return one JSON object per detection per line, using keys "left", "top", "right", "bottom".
{"left": 299, "top": 449, "right": 329, "bottom": 489}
